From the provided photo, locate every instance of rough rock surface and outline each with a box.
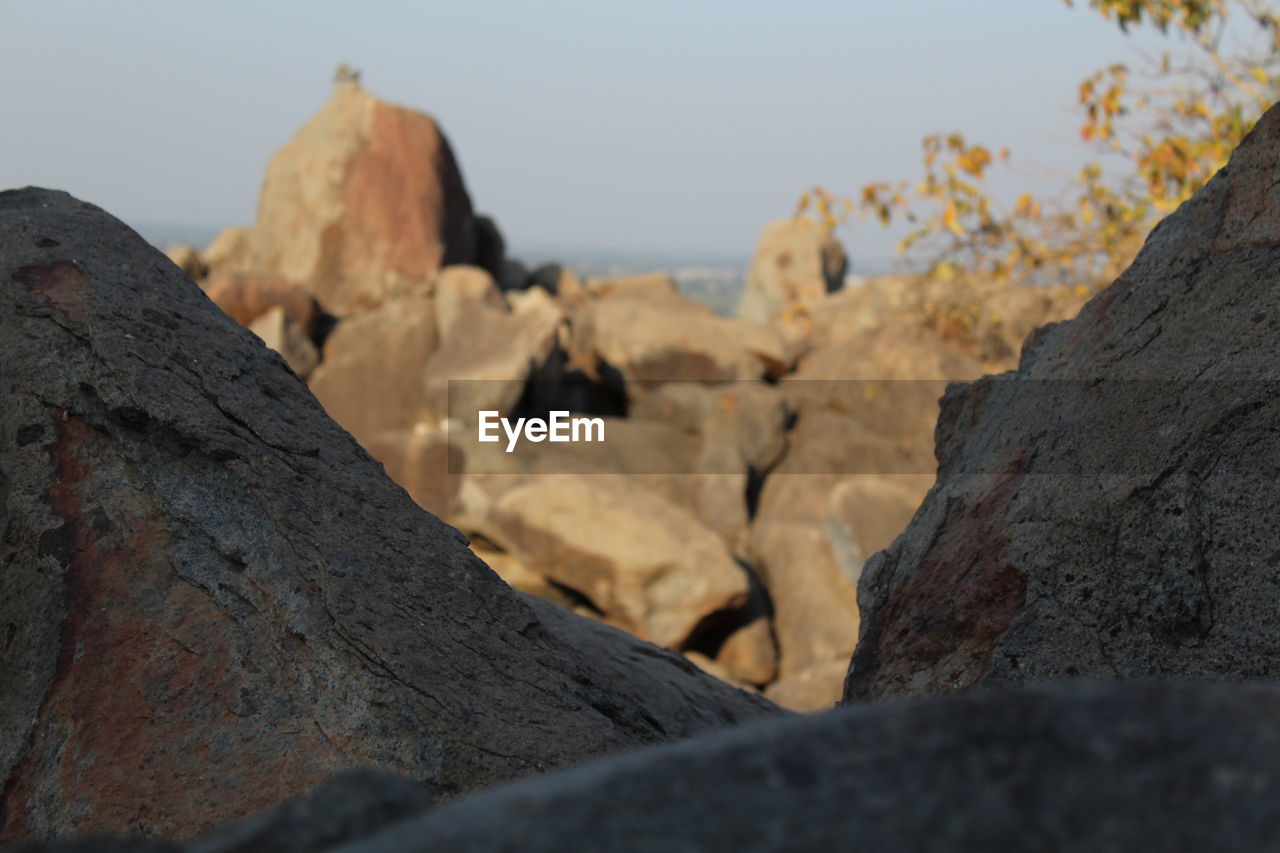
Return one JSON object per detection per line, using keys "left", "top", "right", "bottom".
{"left": 246, "top": 78, "right": 477, "bottom": 315}
{"left": 178, "top": 769, "right": 432, "bottom": 853}
{"left": 847, "top": 100, "right": 1280, "bottom": 702}
{"left": 0, "top": 188, "right": 779, "bottom": 843}
{"left": 739, "top": 219, "right": 846, "bottom": 324}
{"left": 320, "top": 681, "right": 1280, "bottom": 852}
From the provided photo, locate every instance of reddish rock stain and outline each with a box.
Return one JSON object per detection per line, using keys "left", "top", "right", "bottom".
{"left": 861, "top": 454, "right": 1030, "bottom": 698}
{"left": 12, "top": 262, "right": 93, "bottom": 323}
{"left": 0, "top": 412, "right": 346, "bottom": 842}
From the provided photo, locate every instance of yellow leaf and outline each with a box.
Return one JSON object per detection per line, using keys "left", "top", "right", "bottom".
{"left": 943, "top": 202, "right": 964, "bottom": 236}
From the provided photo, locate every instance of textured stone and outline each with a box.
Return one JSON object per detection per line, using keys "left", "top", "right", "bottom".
{"left": 183, "top": 769, "right": 431, "bottom": 853}
{"left": 0, "top": 188, "right": 779, "bottom": 843}
{"left": 325, "top": 682, "right": 1280, "bottom": 853}
{"left": 847, "top": 101, "right": 1280, "bottom": 702}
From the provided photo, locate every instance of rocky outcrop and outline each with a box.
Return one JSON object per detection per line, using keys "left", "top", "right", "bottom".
{"left": 0, "top": 188, "right": 779, "bottom": 843}
{"left": 738, "top": 218, "right": 847, "bottom": 324}
{"left": 847, "top": 100, "right": 1280, "bottom": 702}
{"left": 231, "top": 77, "right": 478, "bottom": 315}
{"left": 178, "top": 681, "right": 1280, "bottom": 852}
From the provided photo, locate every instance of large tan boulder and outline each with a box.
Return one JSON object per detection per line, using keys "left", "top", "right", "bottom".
{"left": 487, "top": 474, "right": 751, "bottom": 649}
{"left": 739, "top": 218, "right": 847, "bottom": 324}
{"left": 247, "top": 77, "right": 477, "bottom": 315}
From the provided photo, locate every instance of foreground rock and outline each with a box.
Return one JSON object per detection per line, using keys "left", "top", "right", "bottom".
{"left": 847, "top": 100, "right": 1280, "bottom": 702}
{"left": 123, "top": 681, "right": 1280, "bottom": 852}
{"left": 0, "top": 188, "right": 778, "bottom": 842}
{"left": 213, "top": 74, "right": 478, "bottom": 315}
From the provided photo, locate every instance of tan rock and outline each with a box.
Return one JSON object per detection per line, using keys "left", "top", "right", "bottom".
{"left": 716, "top": 609, "right": 778, "bottom": 687}
{"left": 682, "top": 651, "right": 751, "bottom": 689}
{"left": 568, "top": 291, "right": 787, "bottom": 385}
{"left": 434, "top": 265, "right": 506, "bottom": 340}
{"left": 584, "top": 271, "right": 679, "bottom": 301}
{"left": 202, "top": 271, "right": 323, "bottom": 337}
{"left": 424, "top": 268, "right": 562, "bottom": 422}
{"left": 450, "top": 417, "right": 751, "bottom": 554}
{"left": 764, "top": 659, "right": 848, "bottom": 713}
{"left": 201, "top": 225, "right": 255, "bottom": 275}
{"left": 248, "top": 306, "right": 319, "bottom": 379}
{"left": 308, "top": 292, "right": 438, "bottom": 446}
{"left": 488, "top": 474, "right": 750, "bottom": 648}
{"left": 630, "top": 381, "right": 788, "bottom": 473}
{"left": 750, "top": 510, "right": 860, "bottom": 677}
{"left": 740, "top": 218, "right": 847, "bottom": 324}
{"left": 165, "top": 245, "right": 207, "bottom": 280}
{"left": 826, "top": 475, "right": 930, "bottom": 584}
{"left": 249, "top": 79, "right": 477, "bottom": 315}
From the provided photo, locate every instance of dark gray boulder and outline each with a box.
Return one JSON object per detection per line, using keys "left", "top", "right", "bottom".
{"left": 0, "top": 188, "right": 778, "bottom": 843}
{"left": 846, "top": 100, "right": 1280, "bottom": 701}
{"left": 322, "top": 681, "right": 1280, "bottom": 852}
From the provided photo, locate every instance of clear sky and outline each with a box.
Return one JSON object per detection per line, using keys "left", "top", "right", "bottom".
{"left": 3, "top": 1, "right": 1163, "bottom": 264}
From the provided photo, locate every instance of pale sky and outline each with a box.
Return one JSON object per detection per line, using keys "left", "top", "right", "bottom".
{"left": 3, "top": 1, "right": 1163, "bottom": 264}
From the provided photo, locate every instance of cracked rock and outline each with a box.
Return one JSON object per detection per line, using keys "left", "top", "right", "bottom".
{"left": 0, "top": 188, "right": 778, "bottom": 844}
{"left": 846, "top": 99, "right": 1280, "bottom": 702}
